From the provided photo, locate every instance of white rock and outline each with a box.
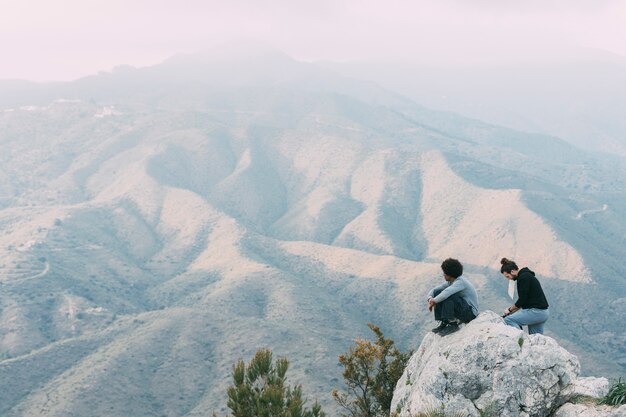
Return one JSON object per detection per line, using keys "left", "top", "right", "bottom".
{"left": 561, "top": 377, "right": 610, "bottom": 400}
{"left": 553, "top": 403, "right": 626, "bottom": 417}
{"left": 391, "top": 311, "right": 581, "bottom": 417}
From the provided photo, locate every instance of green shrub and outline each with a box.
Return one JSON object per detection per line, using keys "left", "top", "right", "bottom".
{"left": 224, "top": 349, "right": 325, "bottom": 417}
{"left": 600, "top": 378, "right": 626, "bottom": 406}
{"left": 333, "top": 323, "right": 412, "bottom": 417}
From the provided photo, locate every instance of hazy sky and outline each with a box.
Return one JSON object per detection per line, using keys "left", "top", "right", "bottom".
{"left": 2, "top": 0, "right": 626, "bottom": 81}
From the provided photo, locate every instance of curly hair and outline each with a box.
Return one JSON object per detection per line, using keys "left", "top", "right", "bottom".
{"left": 441, "top": 258, "right": 463, "bottom": 278}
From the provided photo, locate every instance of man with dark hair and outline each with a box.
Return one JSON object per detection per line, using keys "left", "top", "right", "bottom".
{"left": 427, "top": 258, "right": 479, "bottom": 336}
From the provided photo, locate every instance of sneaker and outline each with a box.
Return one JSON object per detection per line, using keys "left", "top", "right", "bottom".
{"left": 431, "top": 321, "right": 449, "bottom": 333}
{"left": 438, "top": 322, "right": 460, "bottom": 336}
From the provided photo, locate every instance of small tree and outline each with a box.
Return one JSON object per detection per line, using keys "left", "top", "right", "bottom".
{"left": 332, "top": 323, "right": 412, "bottom": 417}
{"left": 225, "top": 348, "right": 326, "bottom": 417}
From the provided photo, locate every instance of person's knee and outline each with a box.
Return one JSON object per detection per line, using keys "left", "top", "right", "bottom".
{"left": 504, "top": 316, "right": 521, "bottom": 329}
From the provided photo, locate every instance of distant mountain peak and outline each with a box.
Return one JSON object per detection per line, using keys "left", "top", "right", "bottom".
{"left": 162, "top": 41, "right": 297, "bottom": 66}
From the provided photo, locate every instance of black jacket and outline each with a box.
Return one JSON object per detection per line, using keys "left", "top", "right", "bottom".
{"left": 514, "top": 267, "right": 549, "bottom": 310}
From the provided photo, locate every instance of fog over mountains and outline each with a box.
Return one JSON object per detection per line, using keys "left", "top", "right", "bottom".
{"left": 322, "top": 49, "right": 626, "bottom": 156}
{"left": 1, "top": 47, "right": 625, "bottom": 417}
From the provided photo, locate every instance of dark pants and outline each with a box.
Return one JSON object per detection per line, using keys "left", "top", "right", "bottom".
{"left": 433, "top": 288, "right": 476, "bottom": 323}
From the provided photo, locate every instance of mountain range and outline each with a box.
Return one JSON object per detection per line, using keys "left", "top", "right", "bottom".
{"left": 1, "top": 47, "right": 625, "bottom": 417}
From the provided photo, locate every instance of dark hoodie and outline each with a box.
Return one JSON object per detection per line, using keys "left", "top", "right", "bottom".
{"left": 514, "top": 267, "right": 549, "bottom": 310}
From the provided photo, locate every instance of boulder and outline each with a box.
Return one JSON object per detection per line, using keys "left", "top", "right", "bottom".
{"left": 553, "top": 403, "right": 626, "bottom": 417}
{"left": 391, "top": 311, "right": 581, "bottom": 417}
{"left": 561, "top": 377, "right": 610, "bottom": 400}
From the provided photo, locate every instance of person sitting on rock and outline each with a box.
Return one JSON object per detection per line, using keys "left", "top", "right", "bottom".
{"left": 427, "top": 258, "right": 479, "bottom": 336}
{"left": 500, "top": 257, "right": 550, "bottom": 335}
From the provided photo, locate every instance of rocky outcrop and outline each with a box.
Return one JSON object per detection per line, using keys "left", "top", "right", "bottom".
{"left": 391, "top": 311, "right": 613, "bottom": 417}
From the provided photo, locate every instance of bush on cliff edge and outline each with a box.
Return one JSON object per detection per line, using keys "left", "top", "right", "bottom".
{"left": 332, "top": 323, "right": 412, "bottom": 417}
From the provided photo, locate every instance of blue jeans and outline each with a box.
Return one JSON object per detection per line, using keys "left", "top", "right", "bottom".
{"left": 504, "top": 308, "right": 550, "bottom": 334}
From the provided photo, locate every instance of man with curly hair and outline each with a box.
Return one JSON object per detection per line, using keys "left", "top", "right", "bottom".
{"left": 427, "top": 258, "right": 479, "bottom": 336}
